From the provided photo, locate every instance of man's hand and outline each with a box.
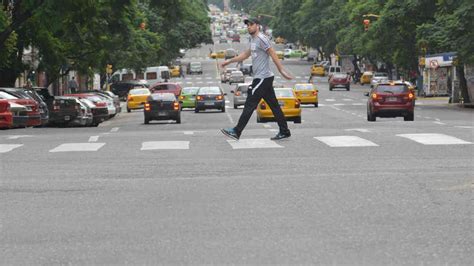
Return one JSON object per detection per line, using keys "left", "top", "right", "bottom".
{"left": 219, "top": 61, "right": 228, "bottom": 70}
{"left": 280, "top": 68, "right": 294, "bottom": 80}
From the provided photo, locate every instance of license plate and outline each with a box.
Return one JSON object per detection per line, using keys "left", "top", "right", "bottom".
{"left": 386, "top": 97, "right": 398, "bottom": 102}
{"left": 205, "top": 102, "right": 214, "bottom": 106}
{"left": 158, "top": 111, "right": 167, "bottom": 116}
{"left": 64, "top": 116, "right": 70, "bottom": 121}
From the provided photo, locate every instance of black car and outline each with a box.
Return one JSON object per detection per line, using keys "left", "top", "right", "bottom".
{"left": 194, "top": 86, "right": 226, "bottom": 113}
{"left": 144, "top": 93, "right": 181, "bottom": 124}
{"left": 48, "top": 96, "right": 83, "bottom": 126}
{"left": 111, "top": 80, "right": 148, "bottom": 100}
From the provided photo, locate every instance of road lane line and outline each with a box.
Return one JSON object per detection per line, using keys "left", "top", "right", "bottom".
{"left": 50, "top": 143, "right": 106, "bottom": 152}
{"left": 227, "top": 139, "right": 283, "bottom": 149}
{"left": 433, "top": 121, "right": 446, "bottom": 125}
{"left": 141, "top": 141, "right": 189, "bottom": 150}
{"left": 88, "top": 136, "right": 99, "bottom": 142}
{"left": 315, "top": 136, "right": 378, "bottom": 147}
{"left": 397, "top": 133, "right": 472, "bottom": 145}
{"left": 110, "top": 127, "right": 119, "bottom": 132}
{"left": 0, "top": 144, "right": 23, "bottom": 153}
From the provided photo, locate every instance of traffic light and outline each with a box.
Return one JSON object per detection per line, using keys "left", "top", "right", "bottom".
{"left": 106, "top": 64, "right": 113, "bottom": 74}
{"left": 363, "top": 19, "right": 370, "bottom": 31}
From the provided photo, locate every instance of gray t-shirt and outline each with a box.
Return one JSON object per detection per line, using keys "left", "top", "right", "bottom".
{"left": 250, "top": 33, "right": 274, "bottom": 79}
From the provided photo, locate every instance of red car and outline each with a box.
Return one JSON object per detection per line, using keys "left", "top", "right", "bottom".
{"left": 0, "top": 91, "right": 41, "bottom": 127}
{"left": 0, "top": 99, "right": 13, "bottom": 128}
{"left": 329, "top": 73, "right": 351, "bottom": 91}
{"left": 366, "top": 81, "right": 415, "bottom": 122}
{"left": 149, "top": 82, "right": 182, "bottom": 97}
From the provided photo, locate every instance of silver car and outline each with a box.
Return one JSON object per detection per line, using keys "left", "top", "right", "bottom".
{"left": 371, "top": 72, "right": 389, "bottom": 87}
{"left": 229, "top": 71, "right": 244, "bottom": 85}
{"left": 231, "top": 83, "right": 251, "bottom": 109}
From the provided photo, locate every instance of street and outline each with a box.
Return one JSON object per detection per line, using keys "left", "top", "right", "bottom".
{"left": 1, "top": 40, "right": 473, "bottom": 264}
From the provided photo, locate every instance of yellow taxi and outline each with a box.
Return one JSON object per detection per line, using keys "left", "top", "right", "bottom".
{"left": 126, "top": 87, "right": 151, "bottom": 112}
{"left": 276, "top": 51, "right": 284, "bottom": 60}
{"left": 209, "top": 52, "right": 218, "bottom": 59}
{"left": 217, "top": 50, "right": 225, "bottom": 59}
{"left": 256, "top": 87, "right": 301, "bottom": 123}
{"left": 360, "top": 71, "right": 373, "bottom": 85}
{"left": 293, "top": 83, "right": 318, "bottom": 107}
{"left": 275, "top": 36, "right": 285, "bottom": 44}
{"left": 170, "top": 65, "right": 180, "bottom": 77}
{"left": 311, "top": 64, "right": 325, "bottom": 76}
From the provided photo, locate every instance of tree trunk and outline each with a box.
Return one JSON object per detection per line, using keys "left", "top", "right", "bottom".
{"left": 458, "top": 65, "right": 471, "bottom": 104}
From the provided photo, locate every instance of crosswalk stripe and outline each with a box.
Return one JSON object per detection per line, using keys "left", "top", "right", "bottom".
{"left": 50, "top": 143, "right": 105, "bottom": 152}
{"left": 0, "top": 144, "right": 23, "bottom": 153}
{"left": 141, "top": 141, "right": 190, "bottom": 150}
{"left": 227, "top": 138, "right": 283, "bottom": 149}
{"left": 314, "top": 136, "right": 378, "bottom": 147}
{"left": 397, "top": 133, "right": 472, "bottom": 145}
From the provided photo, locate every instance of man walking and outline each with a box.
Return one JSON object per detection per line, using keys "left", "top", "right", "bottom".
{"left": 220, "top": 18, "right": 293, "bottom": 140}
{"left": 68, "top": 76, "right": 79, "bottom": 93}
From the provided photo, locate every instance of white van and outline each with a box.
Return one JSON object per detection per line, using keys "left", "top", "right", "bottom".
{"left": 327, "top": 65, "right": 342, "bottom": 79}
{"left": 111, "top": 66, "right": 171, "bottom": 86}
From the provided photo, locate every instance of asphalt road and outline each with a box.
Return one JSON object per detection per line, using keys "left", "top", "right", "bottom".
{"left": 1, "top": 38, "right": 473, "bottom": 264}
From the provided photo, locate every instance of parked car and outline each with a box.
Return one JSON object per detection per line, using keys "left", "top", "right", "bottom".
{"left": 2, "top": 87, "right": 49, "bottom": 126}
{"left": 229, "top": 71, "right": 245, "bottom": 85}
{"left": 66, "top": 93, "right": 116, "bottom": 118}
{"left": 293, "top": 83, "right": 319, "bottom": 107}
{"left": 111, "top": 80, "right": 148, "bottom": 100}
{"left": 370, "top": 72, "right": 389, "bottom": 88}
{"left": 194, "top": 86, "right": 226, "bottom": 113}
{"left": 179, "top": 87, "right": 199, "bottom": 109}
{"left": 76, "top": 98, "right": 97, "bottom": 126}
{"left": 127, "top": 88, "right": 151, "bottom": 112}
{"left": 365, "top": 81, "right": 415, "bottom": 122}
{"left": 63, "top": 94, "right": 110, "bottom": 124}
{"left": 256, "top": 87, "right": 301, "bottom": 123}
{"left": 0, "top": 99, "right": 13, "bottom": 129}
{"left": 144, "top": 92, "right": 181, "bottom": 124}
{"left": 48, "top": 96, "right": 83, "bottom": 126}
{"left": 0, "top": 90, "right": 41, "bottom": 127}
{"left": 329, "top": 73, "right": 351, "bottom": 91}
{"left": 82, "top": 90, "right": 121, "bottom": 116}
{"left": 9, "top": 102, "right": 29, "bottom": 128}
{"left": 220, "top": 68, "right": 237, "bottom": 83}
{"left": 149, "top": 82, "right": 182, "bottom": 97}
{"left": 230, "top": 83, "right": 251, "bottom": 109}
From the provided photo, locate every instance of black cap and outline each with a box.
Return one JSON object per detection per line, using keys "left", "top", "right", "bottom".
{"left": 244, "top": 18, "right": 260, "bottom": 25}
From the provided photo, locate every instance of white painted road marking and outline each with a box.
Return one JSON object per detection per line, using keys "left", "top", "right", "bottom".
{"left": 88, "top": 136, "right": 99, "bottom": 142}
{"left": 433, "top": 121, "right": 446, "bottom": 125}
{"left": 454, "top": 126, "right": 474, "bottom": 129}
{"left": 343, "top": 99, "right": 354, "bottom": 101}
{"left": 325, "top": 99, "right": 336, "bottom": 102}
{"left": 141, "top": 141, "right": 190, "bottom": 150}
{"left": 0, "top": 144, "right": 23, "bottom": 153}
{"left": 227, "top": 139, "right": 283, "bottom": 149}
{"left": 397, "top": 133, "right": 472, "bottom": 145}
{"left": 110, "top": 127, "right": 119, "bottom": 132}
{"left": 345, "top": 128, "right": 370, "bottom": 133}
{"left": 7, "top": 135, "right": 32, "bottom": 140}
{"left": 50, "top": 143, "right": 106, "bottom": 152}
{"left": 314, "top": 136, "right": 378, "bottom": 147}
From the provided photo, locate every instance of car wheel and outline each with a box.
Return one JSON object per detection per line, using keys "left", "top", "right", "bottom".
{"left": 404, "top": 112, "right": 414, "bottom": 121}
{"left": 329, "top": 87, "right": 333, "bottom": 91}
{"left": 347, "top": 86, "right": 350, "bottom": 91}
{"left": 234, "top": 104, "right": 238, "bottom": 109}
{"left": 314, "top": 102, "right": 318, "bottom": 107}
{"left": 176, "top": 115, "right": 181, "bottom": 124}
{"left": 221, "top": 106, "right": 225, "bottom": 112}
{"left": 127, "top": 108, "right": 131, "bottom": 113}
{"left": 367, "top": 110, "right": 376, "bottom": 122}
{"left": 294, "top": 116, "right": 302, "bottom": 123}
{"left": 194, "top": 108, "right": 199, "bottom": 113}
{"left": 144, "top": 117, "right": 150, "bottom": 124}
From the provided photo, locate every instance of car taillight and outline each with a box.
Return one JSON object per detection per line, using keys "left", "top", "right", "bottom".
{"left": 179, "top": 95, "right": 185, "bottom": 100}
{"left": 196, "top": 96, "right": 203, "bottom": 101}
{"left": 216, "top": 95, "right": 223, "bottom": 100}
{"left": 234, "top": 91, "right": 241, "bottom": 96}
{"left": 295, "top": 100, "right": 300, "bottom": 108}
{"left": 173, "top": 101, "right": 179, "bottom": 110}
{"left": 260, "top": 102, "right": 266, "bottom": 109}
{"left": 128, "top": 95, "right": 133, "bottom": 101}
{"left": 371, "top": 93, "right": 378, "bottom": 100}
{"left": 408, "top": 93, "right": 414, "bottom": 100}
{"left": 144, "top": 103, "right": 151, "bottom": 111}
{"left": 312, "top": 91, "right": 317, "bottom": 96}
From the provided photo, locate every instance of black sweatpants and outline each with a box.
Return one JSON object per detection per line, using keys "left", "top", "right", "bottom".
{"left": 235, "top": 76, "right": 290, "bottom": 135}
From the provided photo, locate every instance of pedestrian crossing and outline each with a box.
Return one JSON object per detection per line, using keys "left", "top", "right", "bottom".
{"left": 0, "top": 133, "right": 471, "bottom": 154}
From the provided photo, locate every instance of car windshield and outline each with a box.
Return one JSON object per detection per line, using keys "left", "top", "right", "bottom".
{"left": 374, "top": 72, "right": 388, "bottom": 77}
{"left": 153, "top": 84, "right": 177, "bottom": 91}
{"left": 0, "top": 91, "right": 19, "bottom": 99}
{"left": 198, "top": 87, "right": 221, "bottom": 95}
{"left": 376, "top": 85, "right": 408, "bottom": 93}
{"left": 129, "top": 89, "right": 150, "bottom": 95}
{"left": 231, "top": 72, "right": 243, "bottom": 77}
{"left": 151, "top": 93, "right": 176, "bottom": 101}
{"left": 275, "top": 89, "right": 294, "bottom": 98}
{"left": 79, "top": 99, "right": 96, "bottom": 108}
{"left": 182, "top": 87, "right": 199, "bottom": 94}
{"left": 190, "top": 62, "right": 201, "bottom": 67}
{"left": 294, "top": 84, "right": 314, "bottom": 91}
